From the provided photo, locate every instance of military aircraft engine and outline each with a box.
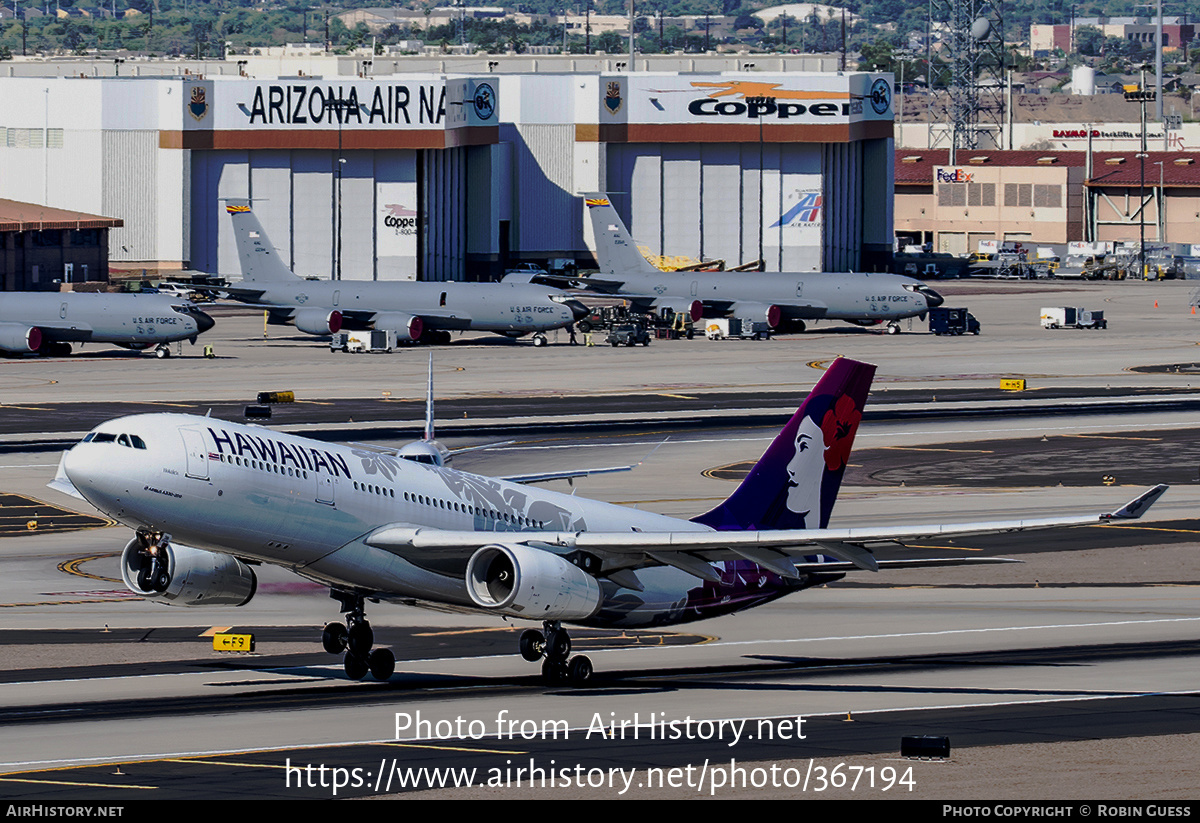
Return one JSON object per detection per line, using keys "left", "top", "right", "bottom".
{"left": 371, "top": 313, "right": 424, "bottom": 342}
{"left": 0, "top": 323, "right": 43, "bottom": 353}
{"left": 465, "top": 543, "right": 601, "bottom": 621}
{"left": 120, "top": 536, "right": 257, "bottom": 606}
{"left": 293, "top": 308, "right": 343, "bottom": 335}
{"left": 732, "top": 302, "right": 782, "bottom": 328}
{"left": 656, "top": 299, "right": 703, "bottom": 322}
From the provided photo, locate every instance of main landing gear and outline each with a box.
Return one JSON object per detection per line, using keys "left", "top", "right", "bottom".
{"left": 324, "top": 590, "right": 394, "bottom": 681}
{"left": 519, "top": 621, "right": 592, "bottom": 686}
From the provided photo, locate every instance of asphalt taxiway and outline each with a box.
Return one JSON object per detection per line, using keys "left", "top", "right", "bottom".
{"left": 0, "top": 279, "right": 1199, "bottom": 799}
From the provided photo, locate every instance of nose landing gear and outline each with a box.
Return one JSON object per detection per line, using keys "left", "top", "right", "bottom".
{"left": 326, "top": 590, "right": 394, "bottom": 681}
{"left": 520, "top": 622, "right": 592, "bottom": 686}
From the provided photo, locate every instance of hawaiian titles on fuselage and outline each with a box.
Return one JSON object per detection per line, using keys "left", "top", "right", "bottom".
{"left": 207, "top": 427, "right": 351, "bottom": 479}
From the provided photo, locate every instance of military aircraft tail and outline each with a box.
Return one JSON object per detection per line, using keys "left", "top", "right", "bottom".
{"left": 691, "top": 357, "right": 875, "bottom": 531}
{"left": 583, "top": 193, "right": 661, "bottom": 277}
{"left": 225, "top": 200, "right": 301, "bottom": 283}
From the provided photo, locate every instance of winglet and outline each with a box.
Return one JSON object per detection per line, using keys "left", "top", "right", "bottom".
{"left": 1101, "top": 484, "right": 1168, "bottom": 520}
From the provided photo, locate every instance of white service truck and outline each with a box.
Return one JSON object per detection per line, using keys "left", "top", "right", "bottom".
{"left": 330, "top": 330, "right": 398, "bottom": 352}
{"left": 1040, "top": 307, "right": 1107, "bottom": 329}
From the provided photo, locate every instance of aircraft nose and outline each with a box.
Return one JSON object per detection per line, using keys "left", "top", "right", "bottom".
{"left": 63, "top": 443, "right": 108, "bottom": 504}
{"left": 922, "top": 287, "right": 944, "bottom": 309}
{"left": 564, "top": 299, "right": 590, "bottom": 321}
{"left": 193, "top": 309, "right": 216, "bottom": 335}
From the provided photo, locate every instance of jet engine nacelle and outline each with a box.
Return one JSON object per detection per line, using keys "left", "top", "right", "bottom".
{"left": 465, "top": 543, "right": 601, "bottom": 621}
{"left": 371, "top": 313, "right": 424, "bottom": 342}
{"left": 0, "top": 323, "right": 43, "bottom": 353}
{"left": 654, "top": 299, "right": 703, "bottom": 323}
{"left": 293, "top": 308, "right": 343, "bottom": 335}
{"left": 732, "top": 302, "right": 782, "bottom": 328}
{"left": 120, "top": 537, "right": 257, "bottom": 607}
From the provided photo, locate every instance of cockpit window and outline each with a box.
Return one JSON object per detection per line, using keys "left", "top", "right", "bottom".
{"left": 83, "top": 431, "right": 145, "bottom": 449}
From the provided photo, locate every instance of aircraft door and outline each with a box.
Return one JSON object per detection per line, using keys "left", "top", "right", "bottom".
{"left": 316, "top": 474, "right": 334, "bottom": 506}
{"left": 796, "top": 282, "right": 803, "bottom": 298}
{"left": 691, "top": 281, "right": 698, "bottom": 296}
{"left": 181, "top": 428, "right": 209, "bottom": 480}
{"left": 332, "top": 290, "right": 340, "bottom": 307}
{"left": 60, "top": 302, "right": 68, "bottom": 319}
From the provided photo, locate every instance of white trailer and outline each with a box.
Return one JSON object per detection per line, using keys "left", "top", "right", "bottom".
{"left": 1040, "top": 307, "right": 1107, "bottom": 329}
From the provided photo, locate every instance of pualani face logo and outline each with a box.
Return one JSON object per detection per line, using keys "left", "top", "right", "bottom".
{"left": 188, "top": 86, "right": 208, "bottom": 121}
{"left": 473, "top": 83, "right": 495, "bottom": 120}
{"left": 869, "top": 77, "right": 891, "bottom": 114}
{"left": 605, "top": 81, "right": 622, "bottom": 115}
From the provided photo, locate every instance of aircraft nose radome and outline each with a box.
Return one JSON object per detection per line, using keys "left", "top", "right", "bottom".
{"left": 565, "top": 299, "right": 590, "bottom": 321}
{"left": 194, "top": 309, "right": 216, "bottom": 334}
{"left": 923, "top": 288, "right": 945, "bottom": 308}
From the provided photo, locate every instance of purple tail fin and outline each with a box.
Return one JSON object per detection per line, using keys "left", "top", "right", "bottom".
{"left": 692, "top": 358, "right": 875, "bottom": 531}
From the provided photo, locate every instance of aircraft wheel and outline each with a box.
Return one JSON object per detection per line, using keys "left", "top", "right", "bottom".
{"left": 155, "top": 344, "right": 171, "bottom": 359}
{"left": 545, "top": 630, "right": 571, "bottom": 662}
{"left": 519, "top": 629, "right": 544, "bottom": 662}
{"left": 541, "top": 659, "right": 567, "bottom": 684}
{"left": 344, "top": 653, "right": 369, "bottom": 681}
{"left": 568, "top": 655, "right": 593, "bottom": 686}
{"left": 153, "top": 570, "right": 171, "bottom": 591}
{"left": 347, "top": 621, "right": 373, "bottom": 656}
{"left": 532, "top": 333, "right": 547, "bottom": 347}
{"left": 322, "top": 622, "right": 348, "bottom": 655}
{"left": 368, "top": 648, "right": 395, "bottom": 681}
{"left": 886, "top": 323, "right": 900, "bottom": 335}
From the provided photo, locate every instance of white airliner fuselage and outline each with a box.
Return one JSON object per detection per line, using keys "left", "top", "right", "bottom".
{"left": 54, "top": 359, "right": 1165, "bottom": 684}
{"left": 62, "top": 413, "right": 711, "bottom": 616}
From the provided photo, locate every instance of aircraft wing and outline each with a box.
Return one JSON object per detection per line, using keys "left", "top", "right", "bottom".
{"left": 501, "top": 272, "right": 629, "bottom": 293}
{"left": 500, "top": 465, "right": 634, "bottom": 485}
{"left": 364, "top": 485, "right": 1167, "bottom": 579}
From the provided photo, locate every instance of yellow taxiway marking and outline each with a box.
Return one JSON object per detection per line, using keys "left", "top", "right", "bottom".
{"left": 880, "top": 446, "right": 994, "bottom": 453}
{"left": 906, "top": 545, "right": 984, "bottom": 552}
{"left": 0, "top": 597, "right": 133, "bottom": 608}
{"left": 657, "top": 393, "right": 698, "bottom": 400}
{"left": 379, "top": 742, "right": 526, "bottom": 755}
{"left": 1101, "top": 524, "right": 1200, "bottom": 535}
{"left": 0, "top": 776, "right": 157, "bottom": 790}
{"left": 165, "top": 758, "right": 285, "bottom": 769}
{"left": 0, "top": 405, "right": 53, "bottom": 411}
{"left": 58, "top": 553, "right": 121, "bottom": 583}
{"left": 1065, "top": 433, "right": 1162, "bottom": 441}
{"left": 413, "top": 626, "right": 534, "bottom": 637}
{"left": 200, "top": 626, "right": 233, "bottom": 637}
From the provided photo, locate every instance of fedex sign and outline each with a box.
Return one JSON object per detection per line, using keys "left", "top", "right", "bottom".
{"left": 936, "top": 168, "right": 973, "bottom": 183}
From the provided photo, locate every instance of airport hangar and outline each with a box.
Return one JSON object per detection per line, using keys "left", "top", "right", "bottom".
{"left": 0, "top": 68, "right": 895, "bottom": 284}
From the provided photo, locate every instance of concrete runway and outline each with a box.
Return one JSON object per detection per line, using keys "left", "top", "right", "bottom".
{"left": 0, "top": 279, "right": 1199, "bottom": 799}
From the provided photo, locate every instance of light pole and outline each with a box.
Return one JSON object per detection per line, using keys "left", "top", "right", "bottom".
{"left": 1125, "top": 77, "right": 1156, "bottom": 278}
{"left": 326, "top": 95, "right": 349, "bottom": 281}
{"left": 1154, "top": 160, "right": 1165, "bottom": 244}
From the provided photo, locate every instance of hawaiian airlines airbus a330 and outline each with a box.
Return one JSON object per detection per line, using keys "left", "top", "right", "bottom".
{"left": 50, "top": 359, "right": 1166, "bottom": 684}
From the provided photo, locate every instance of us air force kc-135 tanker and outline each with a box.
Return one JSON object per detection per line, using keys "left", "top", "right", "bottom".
{"left": 536, "top": 194, "right": 944, "bottom": 335}
{"left": 0, "top": 291, "right": 215, "bottom": 358}
{"left": 50, "top": 358, "right": 1166, "bottom": 684}
{"left": 225, "top": 201, "right": 588, "bottom": 346}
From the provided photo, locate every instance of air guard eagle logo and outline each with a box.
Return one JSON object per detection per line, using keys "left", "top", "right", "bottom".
{"left": 188, "top": 86, "right": 208, "bottom": 121}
